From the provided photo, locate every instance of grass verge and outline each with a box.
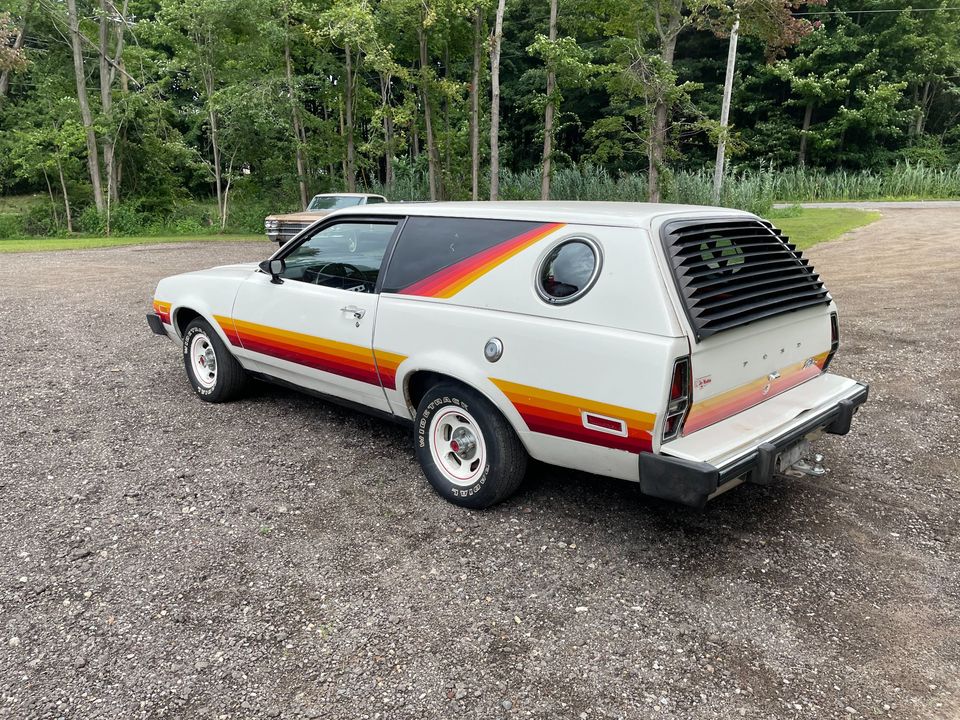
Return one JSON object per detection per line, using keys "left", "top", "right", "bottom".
{"left": 0, "top": 208, "right": 884, "bottom": 254}
{"left": 767, "top": 208, "right": 881, "bottom": 250}
{"left": 0, "top": 233, "right": 263, "bottom": 253}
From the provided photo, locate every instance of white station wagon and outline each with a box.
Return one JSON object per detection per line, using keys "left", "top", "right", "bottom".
{"left": 148, "top": 202, "right": 868, "bottom": 508}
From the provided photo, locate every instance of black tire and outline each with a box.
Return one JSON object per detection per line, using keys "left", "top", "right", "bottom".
{"left": 182, "top": 318, "right": 247, "bottom": 403}
{"left": 415, "top": 382, "right": 527, "bottom": 509}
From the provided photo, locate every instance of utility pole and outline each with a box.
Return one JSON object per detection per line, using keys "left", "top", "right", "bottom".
{"left": 712, "top": 14, "right": 739, "bottom": 204}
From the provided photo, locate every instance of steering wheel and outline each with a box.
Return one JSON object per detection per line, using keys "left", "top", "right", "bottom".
{"left": 314, "top": 262, "right": 363, "bottom": 279}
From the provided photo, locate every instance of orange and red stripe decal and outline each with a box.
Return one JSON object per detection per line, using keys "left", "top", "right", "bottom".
{"left": 212, "top": 315, "right": 406, "bottom": 390}
{"left": 492, "top": 378, "right": 655, "bottom": 454}
{"left": 373, "top": 349, "right": 406, "bottom": 391}
{"left": 153, "top": 300, "right": 171, "bottom": 324}
{"left": 402, "top": 222, "right": 566, "bottom": 298}
{"left": 683, "top": 352, "right": 830, "bottom": 434}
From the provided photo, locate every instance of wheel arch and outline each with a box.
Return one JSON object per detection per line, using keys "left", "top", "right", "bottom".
{"left": 400, "top": 365, "right": 530, "bottom": 449}
{"left": 172, "top": 306, "right": 202, "bottom": 338}
{"left": 170, "top": 303, "right": 233, "bottom": 349}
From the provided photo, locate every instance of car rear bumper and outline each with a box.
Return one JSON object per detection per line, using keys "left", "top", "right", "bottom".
{"left": 639, "top": 376, "right": 869, "bottom": 508}
{"left": 146, "top": 312, "right": 168, "bottom": 336}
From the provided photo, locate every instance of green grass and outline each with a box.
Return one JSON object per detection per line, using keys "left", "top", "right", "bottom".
{"left": 767, "top": 208, "right": 881, "bottom": 249}
{"left": 0, "top": 194, "right": 44, "bottom": 214}
{"left": 0, "top": 233, "right": 263, "bottom": 253}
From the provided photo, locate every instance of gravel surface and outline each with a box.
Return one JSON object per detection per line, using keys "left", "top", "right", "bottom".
{"left": 1, "top": 210, "right": 957, "bottom": 719}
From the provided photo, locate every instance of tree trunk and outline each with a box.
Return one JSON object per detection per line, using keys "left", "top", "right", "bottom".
{"left": 200, "top": 57, "right": 224, "bottom": 227}
{"left": 344, "top": 43, "right": 356, "bottom": 192}
{"left": 411, "top": 103, "right": 420, "bottom": 160}
{"left": 57, "top": 159, "right": 74, "bottom": 233}
{"left": 443, "top": 42, "right": 451, "bottom": 185}
{"left": 0, "top": 0, "right": 32, "bottom": 98}
{"left": 66, "top": 0, "right": 105, "bottom": 212}
{"left": 648, "top": 0, "right": 682, "bottom": 203}
{"left": 221, "top": 153, "right": 236, "bottom": 231}
{"left": 712, "top": 14, "right": 739, "bottom": 204}
{"left": 284, "top": 17, "right": 308, "bottom": 209}
{"left": 98, "top": 0, "right": 118, "bottom": 209}
{"left": 42, "top": 167, "right": 59, "bottom": 227}
{"left": 915, "top": 79, "right": 932, "bottom": 137}
{"left": 489, "top": 0, "right": 506, "bottom": 200}
{"left": 798, "top": 100, "right": 813, "bottom": 167}
{"left": 418, "top": 23, "right": 440, "bottom": 200}
{"left": 470, "top": 8, "right": 482, "bottom": 201}
{"left": 380, "top": 72, "right": 394, "bottom": 188}
{"left": 540, "top": 0, "right": 558, "bottom": 201}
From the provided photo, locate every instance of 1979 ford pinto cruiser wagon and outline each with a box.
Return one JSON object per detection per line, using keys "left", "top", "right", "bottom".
{"left": 148, "top": 202, "right": 868, "bottom": 509}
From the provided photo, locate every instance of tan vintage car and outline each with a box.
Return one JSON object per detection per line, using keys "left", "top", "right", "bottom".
{"left": 264, "top": 192, "right": 388, "bottom": 245}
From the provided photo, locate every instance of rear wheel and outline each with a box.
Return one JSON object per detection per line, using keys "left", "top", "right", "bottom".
{"left": 415, "top": 382, "right": 527, "bottom": 508}
{"left": 182, "top": 318, "right": 247, "bottom": 402}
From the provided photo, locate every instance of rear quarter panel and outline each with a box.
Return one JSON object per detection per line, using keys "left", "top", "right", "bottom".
{"left": 375, "top": 223, "right": 688, "bottom": 481}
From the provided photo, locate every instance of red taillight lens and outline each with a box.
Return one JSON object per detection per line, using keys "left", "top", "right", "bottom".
{"left": 823, "top": 312, "right": 840, "bottom": 371}
{"left": 662, "top": 357, "right": 691, "bottom": 443}
{"left": 671, "top": 369, "right": 684, "bottom": 400}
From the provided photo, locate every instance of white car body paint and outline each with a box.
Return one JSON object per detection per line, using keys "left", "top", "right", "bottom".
{"left": 151, "top": 201, "right": 868, "bottom": 503}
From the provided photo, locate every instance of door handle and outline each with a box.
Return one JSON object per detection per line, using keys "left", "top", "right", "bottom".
{"left": 341, "top": 305, "right": 366, "bottom": 320}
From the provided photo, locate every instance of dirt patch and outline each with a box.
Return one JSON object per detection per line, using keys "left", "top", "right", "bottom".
{"left": 0, "top": 214, "right": 957, "bottom": 719}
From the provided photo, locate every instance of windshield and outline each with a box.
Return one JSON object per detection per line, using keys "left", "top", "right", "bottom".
{"left": 307, "top": 195, "right": 364, "bottom": 211}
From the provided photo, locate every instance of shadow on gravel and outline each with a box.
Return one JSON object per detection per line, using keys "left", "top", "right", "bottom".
{"left": 518, "top": 459, "right": 798, "bottom": 575}
{"left": 238, "top": 379, "right": 801, "bottom": 583}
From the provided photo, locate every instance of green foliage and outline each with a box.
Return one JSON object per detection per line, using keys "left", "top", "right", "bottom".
{"left": 0, "top": 213, "right": 25, "bottom": 238}
{"left": 0, "top": 0, "right": 958, "bottom": 237}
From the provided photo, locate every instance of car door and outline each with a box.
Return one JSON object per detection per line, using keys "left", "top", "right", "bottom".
{"left": 229, "top": 217, "right": 401, "bottom": 412}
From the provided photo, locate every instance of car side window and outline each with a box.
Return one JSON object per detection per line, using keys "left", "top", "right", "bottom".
{"left": 366, "top": 197, "right": 385, "bottom": 204}
{"left": 280, "top": 221, "right": 396, "bottom": 293}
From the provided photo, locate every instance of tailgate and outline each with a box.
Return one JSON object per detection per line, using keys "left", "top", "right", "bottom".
{"left": 662, "top": 372, "right": 863, "bottom": 470}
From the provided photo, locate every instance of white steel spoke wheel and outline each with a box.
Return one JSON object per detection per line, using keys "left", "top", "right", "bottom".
{"left": 415, "top": 382, "right": 527, "bottom": 508}
{"left": 182, "top": 318, "right": 247, "bottom": 403}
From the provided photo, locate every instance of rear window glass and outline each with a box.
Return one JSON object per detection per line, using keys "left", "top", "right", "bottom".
{"left": 382, "top": 217, "right": 544, "bottom": 294}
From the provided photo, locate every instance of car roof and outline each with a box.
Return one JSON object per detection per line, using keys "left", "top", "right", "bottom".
{"left": 324, "top": 200, "right": 755, "bottom": 228}
{"left": 313, "top": 192, "right": 385, "bottom": 198}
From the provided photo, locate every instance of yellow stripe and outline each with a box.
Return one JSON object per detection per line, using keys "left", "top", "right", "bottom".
{"left": 491, "top": 378, "right": 656, "bottom": 429}
{"left": 227, "top": 317, "right": 374, "bottom": 361}
{"left": 374, "top": 349, "right": 406, "bottom": 370}
{"left": 434, "top": 223, "right": 566, "bottom": 299}
{"left": 690, "top": 352, "right": 830, "bottom": 413}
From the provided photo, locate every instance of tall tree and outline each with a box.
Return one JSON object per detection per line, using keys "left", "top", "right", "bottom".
{"left": 417, "top": 2, "right": 442, "bottom": 200}
{"left": 65, "top": 0, "right": 106, "bottom": 212}
{"left": 539, "top": 0, "right": 557, "bottom": 200}
{"left": 282, "top": 4, "right": 309, "bottom": 209}
{"left": 98, "top": 0, "right": 128, "bottom": 207}
{"left": 488, "top": 0, "right": 505, "bottom": 200}
{"left": 0, "top": 5, "right": 31, "bottom": 97}
{"left": 469, "top": 5, "right": 483, "bottom": 200}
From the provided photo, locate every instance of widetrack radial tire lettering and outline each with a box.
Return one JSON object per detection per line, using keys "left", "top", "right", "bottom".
{"left": 415, "top": 382, "right": 527, "bottom": 508}
{"left": 182, "top": 318, "right": 248, "bottom": 403}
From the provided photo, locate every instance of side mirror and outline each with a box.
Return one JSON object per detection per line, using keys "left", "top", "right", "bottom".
{"left": 260, "top": 258, "right": 285, "bottom": 284}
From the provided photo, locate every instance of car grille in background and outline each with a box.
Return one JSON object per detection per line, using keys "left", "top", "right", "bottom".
{"left": 660, "top": 217, "right": 831, "bottom": 341}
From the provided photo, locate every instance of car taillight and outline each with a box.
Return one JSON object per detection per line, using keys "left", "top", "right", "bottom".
{"left": 662, "top": 357, "right": 691, "bottom": 443}
{"left": 823, "top": 312, "right": 840, "bottom": 371}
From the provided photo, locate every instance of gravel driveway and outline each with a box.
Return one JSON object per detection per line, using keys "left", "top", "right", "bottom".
{"left": 1, "top": 209, "right": 957, "bottom": 719}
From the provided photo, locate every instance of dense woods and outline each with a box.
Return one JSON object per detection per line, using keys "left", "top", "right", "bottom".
{"left": 1, "top": 0, "right": 959, "bottom": 235}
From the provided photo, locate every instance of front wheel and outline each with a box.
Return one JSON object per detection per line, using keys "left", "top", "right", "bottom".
{"left": 182, "top": 318, "right": 247, "bottom": 403}
{"left": 415, "top": 382, "right": 527, "bottom": 509}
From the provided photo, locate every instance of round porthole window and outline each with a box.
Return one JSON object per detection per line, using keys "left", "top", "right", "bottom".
{"left": 536, "top": 237, "right": 602, "bottom": 305}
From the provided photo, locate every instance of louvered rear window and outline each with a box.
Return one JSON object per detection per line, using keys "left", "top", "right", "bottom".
{"left": 660, "top": 217, "right": 831, "bottom": 341}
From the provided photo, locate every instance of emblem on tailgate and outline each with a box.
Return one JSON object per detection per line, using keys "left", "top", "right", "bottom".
{"left": 695, "top": 375, "right": 712, "bottom": 390}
